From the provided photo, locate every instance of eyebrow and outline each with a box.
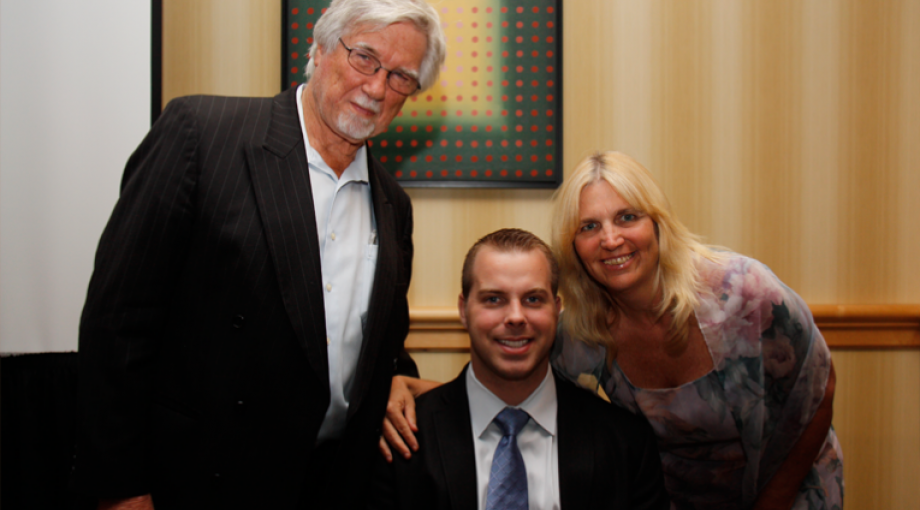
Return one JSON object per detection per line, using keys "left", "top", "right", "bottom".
{"left": 477, "top": 287, "right": 551, "bottom": 297}
{"left": 580, "top": 207, "right": 642, "bottom": 220}
{"left": 353, "top": 41, "right": 421, "bottom": 80}
{"left": 476, "top": 288, "right": 506, "bottom": 296}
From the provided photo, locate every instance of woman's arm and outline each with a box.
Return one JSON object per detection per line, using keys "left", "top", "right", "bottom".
{"left": 752, "top": 361, "right": 836, "bottom": 510}
{"left": 378, "top": 375, "right": 442, "bottom": 462}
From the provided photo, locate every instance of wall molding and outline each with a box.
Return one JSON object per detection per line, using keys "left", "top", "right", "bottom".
{"left": 405, "top": 304, "right": 920, "bottom": 351}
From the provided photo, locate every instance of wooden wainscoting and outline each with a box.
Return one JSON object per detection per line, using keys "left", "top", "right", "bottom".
{"left": 406, "top": 304, "right": 920, "bottom": 350}
{"left": 810, "top": 304, "right": 920, "bottom": 348}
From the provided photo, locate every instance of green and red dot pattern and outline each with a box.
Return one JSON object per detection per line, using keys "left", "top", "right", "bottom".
{"left": 285, "top": 0, "right": 561, "bottom": 187}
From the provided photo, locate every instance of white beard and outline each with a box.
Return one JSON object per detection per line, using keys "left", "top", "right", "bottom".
{"left": 314, "top": 82, "right": 382, "bottom": 141}
{"left": 335, "top": 109, "right": 376, "bottom": 140}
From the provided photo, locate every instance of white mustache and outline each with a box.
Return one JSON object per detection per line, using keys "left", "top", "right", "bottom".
{"left": 353, "top": 94, "right": 381, "bottom": 114}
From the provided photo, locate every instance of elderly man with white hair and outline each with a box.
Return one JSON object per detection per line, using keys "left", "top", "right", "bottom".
{"left": 74, "top": 1, "right": 445, "bottom": 508}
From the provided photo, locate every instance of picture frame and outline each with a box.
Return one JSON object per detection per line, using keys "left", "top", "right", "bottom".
{"left": 283, "top": 0, "right": 563, "bottom": 188}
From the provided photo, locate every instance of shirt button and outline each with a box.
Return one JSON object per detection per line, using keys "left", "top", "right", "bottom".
{"left": 330, "top": 232, "right": 336, "bottom": 240}
{"left": 325, "top": 283, "right": 332, "bottom": 292}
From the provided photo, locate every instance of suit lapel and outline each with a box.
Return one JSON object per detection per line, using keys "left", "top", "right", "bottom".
{"left": 427, "top": 370, "right": 597, "bottom": 510}
{"left": 434, "top": 371, "right": 479, "bottom": 510}
{"left": 245, "top": 87, "right": 329, "bottom": 386}
{"left": 555, "top": 371, "right": 594, "bottom": 510}
{"left": 346, "top": 154, "right": 397, "bottom": 414}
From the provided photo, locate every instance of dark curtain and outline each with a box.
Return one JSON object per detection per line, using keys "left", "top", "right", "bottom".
{"left": 1, "top": 352, "right": 91, "bottom": 510}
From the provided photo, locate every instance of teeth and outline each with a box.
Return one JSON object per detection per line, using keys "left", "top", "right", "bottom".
{"left": 498, "top": 339, "right": 529, "bottom": 348}
{"left": 604, "top": 253, "right": 633, "bottom": 265}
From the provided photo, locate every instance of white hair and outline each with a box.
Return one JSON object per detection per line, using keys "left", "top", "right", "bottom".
{"left": 303, "top": 0, "right": 446, "bottom": 93}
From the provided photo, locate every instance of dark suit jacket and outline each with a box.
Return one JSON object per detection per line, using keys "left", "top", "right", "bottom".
{"left": 370, "top": 367, "right": 669, "bottom": 510}
{"left": 75, "top": 87, "right": 416, "bottom": 508}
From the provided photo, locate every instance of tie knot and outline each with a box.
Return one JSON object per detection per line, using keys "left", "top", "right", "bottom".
{"left": 493, "top": 407, "right": 530, "bottom": 437}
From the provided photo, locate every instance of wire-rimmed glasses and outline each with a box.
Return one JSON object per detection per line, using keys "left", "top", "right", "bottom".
{"left": 338, "top": 39, "right": 420, "bottom": 96}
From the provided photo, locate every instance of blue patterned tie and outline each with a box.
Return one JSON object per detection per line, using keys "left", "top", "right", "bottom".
{"left": 485, "top": 407, "right": 531, "bottom": 510}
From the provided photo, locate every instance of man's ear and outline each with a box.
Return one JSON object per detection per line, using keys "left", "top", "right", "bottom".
{"left": 458, "top": 293, "right": 468, "bottom": 330}
{"left": 312, "top": 44, "right": 326, "bottom": 68}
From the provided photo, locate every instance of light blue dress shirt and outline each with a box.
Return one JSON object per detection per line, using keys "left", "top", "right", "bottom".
{"left": 297, "top": 85, "right": 378, "bottom": 441}
{"left": 467, "top": 365, "right": 561, "bottom": 510}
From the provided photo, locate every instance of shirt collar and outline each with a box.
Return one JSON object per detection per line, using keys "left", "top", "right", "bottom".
{"left": 296, "top": 83, "right": 370, "bottom": 185}
{"left": 467, "top": 363, "right": 557, "bottom": 439}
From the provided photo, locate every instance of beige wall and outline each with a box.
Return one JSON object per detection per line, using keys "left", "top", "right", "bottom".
{"left": 162, "top": 0, "right": 281, "bottom": 102}
{"left": 162, "top": 1, "right": 920, "bottom": 507}
{"left": 559, "top": 0, "right": 920, "bottom": 306}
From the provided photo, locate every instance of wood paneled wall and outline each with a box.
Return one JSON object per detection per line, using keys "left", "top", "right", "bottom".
{"left": 833, "top": 349, "right": 920, "bottom": 509}
{"left": 162, "top": 1, "right": 920, "bottom": 507}
{"left": 162, "top": 0, "right": 281, "bottom": 104}
{"left": 559, "top": 0, "right": 920, "bottom": 306}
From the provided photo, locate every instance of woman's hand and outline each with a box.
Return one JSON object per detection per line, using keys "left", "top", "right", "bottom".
{"left": 378, "top": 375, "right": 442, "bottom": 462}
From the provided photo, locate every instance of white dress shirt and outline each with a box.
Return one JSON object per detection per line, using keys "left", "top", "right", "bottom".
{"left": 296, "top": 84, "right": 378, "bottom": 441}
{"left": 467, "top": 364, "right": 560, "bottom": 510}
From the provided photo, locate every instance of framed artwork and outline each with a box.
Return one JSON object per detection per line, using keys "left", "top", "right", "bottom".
{"left": 283, "top": 0, "right": 562, "bottom": 188}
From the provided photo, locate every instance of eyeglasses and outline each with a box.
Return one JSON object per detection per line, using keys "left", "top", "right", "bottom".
{"left": 338, "top": 39, "right": 420, "bottom": 96}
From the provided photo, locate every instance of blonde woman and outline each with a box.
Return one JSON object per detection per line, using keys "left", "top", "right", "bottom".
{"left": 550, "top": 152, "right": 841, "bottom": 509}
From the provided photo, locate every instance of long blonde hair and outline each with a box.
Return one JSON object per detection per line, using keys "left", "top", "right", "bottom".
{"left": 551, "top": 152, "right": 723, "bottom": 356}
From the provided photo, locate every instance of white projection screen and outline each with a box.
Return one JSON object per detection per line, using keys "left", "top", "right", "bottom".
{"left": 1, "top": 1, "right": 152, "bottom": 353}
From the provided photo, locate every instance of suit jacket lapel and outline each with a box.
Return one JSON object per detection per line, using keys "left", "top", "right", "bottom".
{"left": 347, "top": 153, "right": 397, "bottom": 414}
{"left": 434, "top": 370, "right": 479, "bottom": 510}
{"left": 245, "top": 87, "right": 329, "bottom": 386}
{"left": 429, "top": 370, "right": 595, "bottom": 510}
{"left": 555, "top": 371, "right": 595, "bottom": 510}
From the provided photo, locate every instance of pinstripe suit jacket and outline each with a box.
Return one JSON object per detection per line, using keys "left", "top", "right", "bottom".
{"left": 76, "top": 87, "right": 416, "bottom": 508}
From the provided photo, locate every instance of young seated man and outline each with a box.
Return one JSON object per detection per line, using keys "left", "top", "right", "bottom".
{"left": 369, "top": 228, "right": 669, "bottom": 510}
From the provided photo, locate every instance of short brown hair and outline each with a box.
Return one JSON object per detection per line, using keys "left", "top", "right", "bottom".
{"left": 461, "top": 228, "right": 559, "bottom": 298}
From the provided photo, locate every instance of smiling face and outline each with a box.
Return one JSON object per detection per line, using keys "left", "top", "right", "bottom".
{"left": 574, "top": 180, "right": 660, "bottom": 306}
{"left": 460, "top": 246, "right": 561, "bottom": 405}
{"left": 308, "top": 21, "right": 427, "bottom": 143}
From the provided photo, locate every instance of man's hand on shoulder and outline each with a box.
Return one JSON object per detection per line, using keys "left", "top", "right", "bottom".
{"left": 379, "top": 375, "right": 443, "bottom": 462}
{"left": 98, "top": 494, "right": 154, "bottom": 510}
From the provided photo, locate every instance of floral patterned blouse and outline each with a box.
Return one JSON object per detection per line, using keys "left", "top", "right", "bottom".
{"left": 552, "top": 253, "right": 844, "bottom": 510}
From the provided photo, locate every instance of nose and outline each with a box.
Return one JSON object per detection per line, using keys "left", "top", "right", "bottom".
{"left": 505, "top": 301, "right": 526, "bottom": 327}
{"left": 363, "top": 70, "right": 389, "bottom": 101}
{"left": 599, "top": 225, "right": 623, "bottom": 250}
